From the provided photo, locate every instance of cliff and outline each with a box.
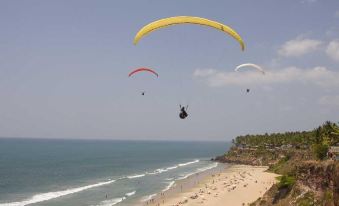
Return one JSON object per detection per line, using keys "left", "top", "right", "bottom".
{"left": 215, "top": 121, "right": 339, "bottom": 205}
{"left": 249, "top": 160, "right": 338, "bottom": 206}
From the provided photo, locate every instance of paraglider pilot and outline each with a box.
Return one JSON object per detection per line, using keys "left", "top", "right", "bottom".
{"left": 246, "top": 89, "right": 250, "bottom": 93}
{"left": 179, "top": 105, "right": 188, "bottom": 119}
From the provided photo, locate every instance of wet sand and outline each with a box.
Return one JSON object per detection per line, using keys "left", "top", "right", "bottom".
{"left": 142, "top": 164, "right": 278, "bottom": 206}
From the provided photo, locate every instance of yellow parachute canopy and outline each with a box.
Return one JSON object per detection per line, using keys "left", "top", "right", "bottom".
{"left": 134, "top": 16, "right": 245, "bottom": 51}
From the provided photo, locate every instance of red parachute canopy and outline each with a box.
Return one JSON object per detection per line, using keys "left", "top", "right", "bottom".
{"left": 128, "top": 68, "right": 158, "bottom": 77}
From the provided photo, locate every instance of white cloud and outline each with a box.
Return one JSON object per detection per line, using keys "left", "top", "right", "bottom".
{"left": 325, "top": 27, "right": 339, "bottom": 38}
{"left": 193, "top": 67, "right": 339, "bottom": 87}
{"left": 278, "top": 37, "right": 322, "bottom": 57}
{"left": 193, "top": 69, "right": 216, "bottom": 77}
{"left": 326, "top": 40, "right": 339, "bottom": 62}
{"left": 318, "top": 95, "right": 339, "bottom": 106}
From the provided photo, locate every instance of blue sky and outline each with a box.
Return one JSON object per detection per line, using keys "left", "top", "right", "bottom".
{"left": 0, "top": 0, "right": 338, "bottom": 140}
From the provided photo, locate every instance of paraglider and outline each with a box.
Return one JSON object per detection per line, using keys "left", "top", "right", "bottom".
{"left": 235, "top": 63, "right": 265, "bottom": 74}
{"left": 133, "top": 17, "right": 246, "bottom": 119}
{"left": 235, "top": 63, "right": 265, "bottom": 94}
{"left": 128, "top": 68, "right": 159, "bottom": 77}
{"left": 179, "top": 105, "right": 188, "bottom": 119}
{"left": 134, "top": 16, "right": 245, "bottom": 51}
{"left": 128, "top": 68, "right": 158, "bottom": 96}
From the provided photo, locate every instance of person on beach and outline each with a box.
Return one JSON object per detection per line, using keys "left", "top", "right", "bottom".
{"left": 179, "top": 105, "right": 188, "bottom": 119}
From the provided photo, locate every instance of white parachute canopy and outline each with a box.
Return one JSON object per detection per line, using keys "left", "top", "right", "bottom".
{"left": 235, "top": 63, "right": 265, "bottom": 74}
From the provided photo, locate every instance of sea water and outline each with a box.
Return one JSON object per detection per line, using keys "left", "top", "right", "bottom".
{"left": 0, "top": 138, "right": 230, "bottom": 206}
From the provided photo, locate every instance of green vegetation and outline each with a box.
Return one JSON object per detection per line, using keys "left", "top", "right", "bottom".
{"left": 234, "top": 130, "right": 314, "bottom": 147}
{"left": 220, "top": 121, "right": 339, "bottom": 206}
{"left": 269, "top": 155, "right": 296, "bottom": 176}
{"left": 269, "top": 156, "right": 289, "bottom": 173}
{"left": 312, "top": 143, "right": 329, "bottom": 160}
{"left": 311, "top": 121, "right": 338, "bottom": 160}
{"left": 296, "top": 192, "right": 316, "bottom": 206}
{"left": 321, "top": 189, "right": 333, "bottom": 204}
{"left": 234, "top": 121, "right": 339, "bottom": 160}
{"left": 277, "top": 175, "right": 296, "bottom": 189}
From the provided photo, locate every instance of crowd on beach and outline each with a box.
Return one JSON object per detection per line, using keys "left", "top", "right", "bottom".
{"left": 142, "top": 165, "right": 277, "bottom": 206}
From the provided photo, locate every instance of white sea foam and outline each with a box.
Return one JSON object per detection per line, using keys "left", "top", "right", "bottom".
{"left": 155, "top": 168, "right": 167, "bottom": 173}
{"left": 148, "top": 160, "right": 200, "bottom": 176}
{"left": 178, "top": 159, "right": 199, "bottom": 167}
{"left": 141, "top": 193, "right": 157, "bottom": 202}
{"left": 93, "top": 197, "right": 126, "bottom": 206}
{"left": 176, "top": 162, "right": 219, "bottom": 181}
{"left": 93, "top": 190, "right": 134, "bottom": 206}
{"left": 0, "top": 179, "right": 116, "bottom": 206}
{"left": 125, "top": 191, "right": 136, "bottom": 196}
{"left": 197, "top": 162, "right": 219, "bottom": 172}
{"left": 147, "top": 168, "right": 167, "bottom": 175}
{"left": 146, "top": 171, "right": 157, "bottom": 175}
{"left": 0, "top": 159, "right": 206, "bottom": 206}
{"left": 166, "top": 166, "right": 178, "bottom": 170}
{"left": 177, "top": 172, "right": 196, "bottom": 180}
{"left": 127, "top": 174, "right": 145, "bottom": 179}
{"left": 162, "top": 181, "right": 175, "bottom": 192}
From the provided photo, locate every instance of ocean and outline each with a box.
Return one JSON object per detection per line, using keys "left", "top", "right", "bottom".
{"left": 0, "top": 138, "right": 230, "bottom": 206}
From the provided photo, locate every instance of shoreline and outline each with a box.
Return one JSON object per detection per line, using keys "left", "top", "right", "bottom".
{"left": 139, "top": 162, "right": 225, "bottom": 205}
{"left": 140, "top": 164, "right": 278, "bottom": 206}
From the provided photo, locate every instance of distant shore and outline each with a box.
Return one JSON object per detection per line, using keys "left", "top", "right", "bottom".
{"left": 141, "top": 164, "right": 278, "bottom": 206}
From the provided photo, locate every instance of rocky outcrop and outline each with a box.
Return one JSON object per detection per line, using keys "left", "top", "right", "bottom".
{"left": 296, "top": 161, "right": 336, "bottom": 192}
{"left": 333, "top": 163, "right": 339, "bottom": 206}
{"left": 214, "top": 154, "right": 260, "bottom": 165}
{"left": 217, "top": 146, "right": 339, "bottom": 205}
{"left": 215, "top": 146, "right": 285, "bottom": 166}
{"left": 250, "top": 161, "right": 339, "bottom": 206}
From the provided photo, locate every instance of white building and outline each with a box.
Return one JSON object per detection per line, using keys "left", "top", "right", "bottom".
{"left": 329, "top": 146, "right": 339, "bottom": 160}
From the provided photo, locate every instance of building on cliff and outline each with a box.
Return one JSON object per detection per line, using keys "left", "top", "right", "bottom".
{"left": 329, "top": 146, "right": 339, "bottom": 160}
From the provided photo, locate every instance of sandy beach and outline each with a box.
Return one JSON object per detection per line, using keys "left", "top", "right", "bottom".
{"left": 144, "top": 164, "right": 278, "bottom": 206}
